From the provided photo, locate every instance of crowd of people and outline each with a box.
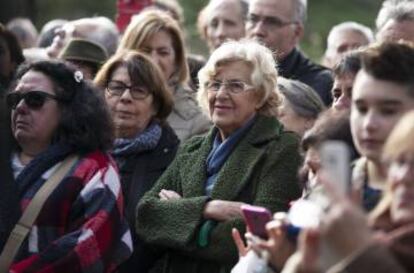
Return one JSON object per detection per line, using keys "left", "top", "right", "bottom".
{"left": 1, "top": 0, "right": 414, "bottom": 272}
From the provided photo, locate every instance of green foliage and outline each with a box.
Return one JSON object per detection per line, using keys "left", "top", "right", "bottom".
{"left": 35, "top": 0, "right": 116, "bottom": 27}
{"left": 303, "top": 0, "right": 382, "bottom": 61}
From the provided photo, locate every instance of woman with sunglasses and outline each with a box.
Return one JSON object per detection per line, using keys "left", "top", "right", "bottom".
{"left": 135, "top": 40, "right": 302, "bottom": 273}
{"left": 95, "top": 51, "right": 180, "bottom": 273}
{"left": 5, "top": 61, "right": 132, "bottom": 272}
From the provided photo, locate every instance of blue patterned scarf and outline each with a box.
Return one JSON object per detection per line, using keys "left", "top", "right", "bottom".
{"left": 112, "top": 121, "right": 162, "bottom": 156}
{"left": 205, "top": 116, "right": 257, "bottom": 196}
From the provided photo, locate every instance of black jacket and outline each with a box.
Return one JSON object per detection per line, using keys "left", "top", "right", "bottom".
{"left": 0, "top": 96, "right": 20, "bottom": 252}
{"left": 279, "top": 47, "right": 333, "bottom": 106}
{"left": 115, "top": 123, "right": 180, "bottom": 273}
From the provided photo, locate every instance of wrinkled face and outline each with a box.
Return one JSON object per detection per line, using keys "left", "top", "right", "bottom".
{"left": 389, "top": 152, "right": 414, "bottom": 226}
{"left": 141, "top": 30, "right": 176, "bottom": 82}
{"left": 207, "top": 60, "right": 260, "bottom": 139}
{"left": 332, "top": 73, "right": 356, "bottom": 111}
{"left": 246, "top": 0, "right": 302, "bottom": 60}
{"left": 0, "top": 36, "right": 14, "bottom": 81}
{"left": 278, "top": 97, "right": 313, "bottom": 137}
{"left": 205, "top": 0, "right": 246, "bottom": 51}
{"left": 326, "top": 30, "right": 370, "bottom": 67}
{"left": 105, "top": 66, "right": 155, "bottom": 138}
{"left": 350, "top": 70, "right": 414, "bottom": 162}
{"left": 377, "top": 19, "right": 414, "bottom": 43}
{"left": 11, "top": 70, "right": 61, "bottom": 153}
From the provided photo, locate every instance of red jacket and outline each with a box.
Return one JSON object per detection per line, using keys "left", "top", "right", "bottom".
{"left": 11, "top": 151, "right": 132, "bottom": 273}
{"left": 116, "top": 0, "right": 152, "bottom": 33}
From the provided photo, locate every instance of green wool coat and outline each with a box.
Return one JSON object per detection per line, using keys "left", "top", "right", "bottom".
{"left": 136, "top": 115, "right": 302, "bottom": 273}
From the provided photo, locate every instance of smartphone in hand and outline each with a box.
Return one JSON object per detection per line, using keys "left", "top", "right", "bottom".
{"left": 320, "top": 140, "right": 351, "bottom": 195}
{"left": 319, "top": 141, "right": 352, "bottom": 270}
{"left": 241, "top": 205, "right": 272, "bottom": 239}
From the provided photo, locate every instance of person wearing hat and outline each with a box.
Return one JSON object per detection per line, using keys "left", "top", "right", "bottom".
{"left": 59, "top": 38, "right": 108, "bottom": 80}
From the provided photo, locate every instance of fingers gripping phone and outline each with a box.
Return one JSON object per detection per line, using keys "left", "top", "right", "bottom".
{"left": 241, "top": 205, "right": 272, "bottom": 239}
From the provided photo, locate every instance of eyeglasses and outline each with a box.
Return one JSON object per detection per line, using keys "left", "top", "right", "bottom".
{"left": 106, "top": 80, "right": 151, "bottom": 100}
{"left": 247, "top": 14, "right": 296, "bottom": 29}
{"left": 6, "top": 91, "right": 59, "bottom": 110}
{"left": 205, "top": 80, "right": 255, "bottom": 94}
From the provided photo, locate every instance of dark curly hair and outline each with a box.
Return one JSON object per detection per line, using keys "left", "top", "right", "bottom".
{"left": 13, "top": 61, "right": 114, "bottom": 154}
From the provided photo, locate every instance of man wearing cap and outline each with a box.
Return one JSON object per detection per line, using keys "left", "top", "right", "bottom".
{"left": 59, "top": 38, "right": 108, "bottom": 80}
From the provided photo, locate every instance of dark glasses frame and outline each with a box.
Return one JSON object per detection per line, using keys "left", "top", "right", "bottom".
{"left": 6, "top": 90, "right": 60, "bottom": 110}
{"left": 106, "top": 80, "right": 151, "bottom": 100}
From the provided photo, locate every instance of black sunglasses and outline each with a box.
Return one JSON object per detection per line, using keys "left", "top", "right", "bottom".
{"left": 6, "top": 91, "right": 59, "bottom": 110}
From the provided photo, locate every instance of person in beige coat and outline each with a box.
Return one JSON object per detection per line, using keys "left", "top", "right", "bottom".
{"left": 118, "top": 9, "right": 211, "bottom": 142}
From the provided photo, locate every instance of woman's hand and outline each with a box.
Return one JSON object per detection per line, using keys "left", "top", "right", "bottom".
{"left": 296, "top": 228, "right": 322, "bottom": 273}
{"left": 159, "top": 189, "right": 182, "bottom": 200}
{"left": 232, "top": 228, "right": 250, "bottom": 257}
{"left": 250, "top": 215, "right": 296, "bottom": 270}
{"left": 285, "top": 173, "right": 374, "bottom": 273}
{"left": 203, "top": 200, "right": 245, "bottom": 221}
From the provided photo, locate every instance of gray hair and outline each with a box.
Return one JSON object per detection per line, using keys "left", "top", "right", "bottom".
{"left": 72, "top": 17, "right": 119, "bottom": 56}
{"left": 206, "top": 0, "right": 249, "bottom": 19}
{"left": 277, "top": 77, "right": 325, "bottom": 119}
{"left": 293, "top": 0, "right": 307, "bottom": 25}
{"left": 376, "top": 0, "right": 414, "bottom": 31}
{"left": 197, "top": 0, "right": 248, "bottom": 44}
{"left": 198, "top": 39, "right": 280, "bottom": 117}
{"left": 327, "top": 21, "right": 374, "bottom": 49}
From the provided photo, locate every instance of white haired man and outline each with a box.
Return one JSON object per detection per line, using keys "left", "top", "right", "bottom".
{"left": 322, "top": 21, "right": 373, "bottom": 68}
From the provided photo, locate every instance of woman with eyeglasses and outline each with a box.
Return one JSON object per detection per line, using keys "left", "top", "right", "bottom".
{"left": 135, "top": 40, "right": 302, "bottom": 273}
{"left": 4, "top": 61, "right": 132, "bottom": 272}
{"left": 118, "top": 9, "right": 211, "bottom": 142}
{"left": 94, "top": 51, "right": 180, "bottom": 273}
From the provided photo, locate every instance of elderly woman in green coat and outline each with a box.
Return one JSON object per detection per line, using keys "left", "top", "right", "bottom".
{"left": 136, "top": 40, "right": 302, "bottom": 273}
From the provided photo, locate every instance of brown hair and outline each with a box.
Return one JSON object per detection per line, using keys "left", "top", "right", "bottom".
{"left": 361, "top": 42, "right": 414, "bottom": 98}
{"left": 94, "top": 50, "right": 173, "bottom": 123}
{"left": 117, "top": 9, "right": 189, "bottom": 85}
{"left": 301, "top": 109, "right": 356, "bottom": 156}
